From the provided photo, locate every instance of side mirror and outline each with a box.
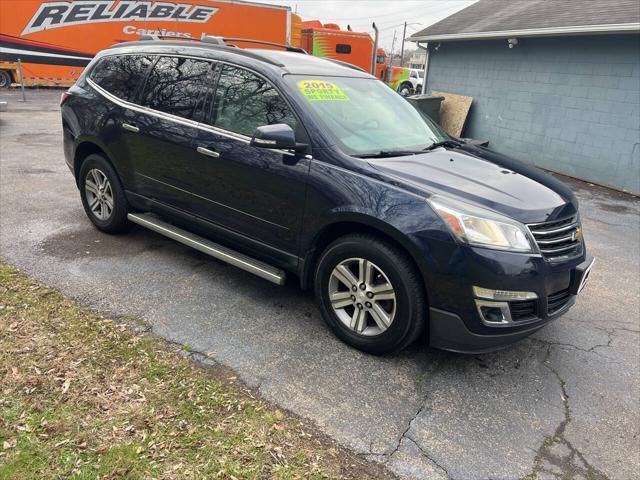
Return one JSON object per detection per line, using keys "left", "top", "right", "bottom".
{"left": 250, "top": 124, "right": 307, "bottom": 152}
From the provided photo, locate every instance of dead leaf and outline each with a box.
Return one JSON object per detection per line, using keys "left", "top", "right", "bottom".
{"left": 3, "top": 439, "right": 16, "bottom": 450}
{"left": 62, "top": 378, "right": 71, "bottom": 394}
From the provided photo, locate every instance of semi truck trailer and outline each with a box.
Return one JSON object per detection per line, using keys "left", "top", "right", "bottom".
{"left": 0, "top": 0, "right": 294, "bottom": 86}
{"left": 0, "top": 0, "right": 401, "bottom": 90}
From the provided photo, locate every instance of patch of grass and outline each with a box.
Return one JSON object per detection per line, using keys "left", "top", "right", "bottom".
{"left": 0, "top": 263, "right": 391, "bottom": 479}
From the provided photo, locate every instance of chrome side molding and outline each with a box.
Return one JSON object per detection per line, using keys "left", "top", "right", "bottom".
{"left": 127, "top": 213, "right": 286, "bottom": 285}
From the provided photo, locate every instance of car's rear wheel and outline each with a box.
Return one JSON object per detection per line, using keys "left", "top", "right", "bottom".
{"left": 79, "top": 154, "right": 130, "bottom": 233}
{"left": 314, "top": 234, "right": 426, "bottom": 354}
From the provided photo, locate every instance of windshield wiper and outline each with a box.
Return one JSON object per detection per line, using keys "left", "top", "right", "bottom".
{"left": 354, "top": 150, "right": 421, "bottom": 159}
{"left": 423, "top": 139, "right": 464, "bottom": 151}
{"left": 354, "top": 139, "right": 464, "bottom": 158}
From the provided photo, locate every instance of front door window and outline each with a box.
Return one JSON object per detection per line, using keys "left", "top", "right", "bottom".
{"left": 209, "top": 65, "right": 297, "bottom": 136}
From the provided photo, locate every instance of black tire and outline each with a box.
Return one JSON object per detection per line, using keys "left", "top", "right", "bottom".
{"left": 78, "top": 153, "right": 130, "bottom": 233}
{"left": 314, "top": 233, "right": 426, "bottom": 355}
{"left": 398, "top": 82, "right": 413, "bottom": 97}
{"left": 0, "top": 70, "right": 12, "bottom": 89}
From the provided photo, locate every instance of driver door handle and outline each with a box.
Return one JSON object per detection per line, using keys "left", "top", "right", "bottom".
{"left": 122, "top": 123, "right": 139, "bottom": 133}
{"left": 197, "top": 146, "right": 220, "bottom": 159}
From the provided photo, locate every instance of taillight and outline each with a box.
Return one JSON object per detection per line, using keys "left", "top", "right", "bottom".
{"left": 60, "top": 91, "right": 72, "bottom": 106}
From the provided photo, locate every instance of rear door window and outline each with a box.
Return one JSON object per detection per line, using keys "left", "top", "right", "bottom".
{"left": 90, "top": 55, "right": 154, "bottom": 103}
{"left": 209, "top": 65, "right": 297, "bottom": 136}
{"left": 140, "top": 56, "right": 214, "bottom": 121}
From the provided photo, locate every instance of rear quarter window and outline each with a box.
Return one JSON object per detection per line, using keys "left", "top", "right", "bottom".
{"left": 90, "top": 55, "right": 154, "bottom": 103}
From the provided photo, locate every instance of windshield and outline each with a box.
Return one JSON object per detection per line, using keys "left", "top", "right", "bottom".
{"left": 286, "top": 76, "right": 448, "bottom": 157}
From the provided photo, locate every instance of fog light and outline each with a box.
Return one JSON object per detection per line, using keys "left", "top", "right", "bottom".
{"left": 480, "top": 306, "right": 506, "bottom": 323}
{"left": 475, "top": 299, "right": 511, "bottom": 325}
{"left": 473, "top": 286, "right": 537, "bottom": 301}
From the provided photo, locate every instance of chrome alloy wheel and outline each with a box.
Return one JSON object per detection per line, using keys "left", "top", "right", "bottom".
{"left": 328, "top": 258, "right": 397, "bottom": 336}
{"left": 84, "top": 168, "right": 114, "bottom": 221}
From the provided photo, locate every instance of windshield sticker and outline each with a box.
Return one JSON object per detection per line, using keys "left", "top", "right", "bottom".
{"left": 298, "top": 80, "right": 349, "bottom": 102}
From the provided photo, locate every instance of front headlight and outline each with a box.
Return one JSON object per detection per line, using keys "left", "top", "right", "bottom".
{"left": 428, "top": 196, "right": 537, "bottom": 253}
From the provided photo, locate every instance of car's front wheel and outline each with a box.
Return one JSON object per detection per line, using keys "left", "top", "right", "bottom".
{"left": 314, "top": 234, "right": 426, "bottom": 354}
{"left": 79, "top": 153, "right": 130, "bottom": 233}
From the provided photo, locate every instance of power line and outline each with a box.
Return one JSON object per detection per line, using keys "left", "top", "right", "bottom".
{"left": 306, "top": 0, "right": 472, "bottom": 22}
{"left": 313, "top": 1, "right": 471, "bottom": 31}
{"left": 308, "top": 7, "right": 417, "bottom": 22}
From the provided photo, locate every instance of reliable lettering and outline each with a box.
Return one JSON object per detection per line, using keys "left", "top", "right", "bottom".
{"left": 22, "top": 1, "right": 218, "bottom": 35}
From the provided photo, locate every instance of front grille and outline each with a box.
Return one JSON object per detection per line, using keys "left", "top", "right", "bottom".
{"left": 528, "top": 216, "right": 582, "bottom": 260}
{"left": 547, "top": 288, "right": 572, "bottom": 314}
{"left": 509, "top": 300, "right": 537, "bottom": 321}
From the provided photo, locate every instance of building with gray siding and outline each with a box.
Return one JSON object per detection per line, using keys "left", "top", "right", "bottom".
{"left": 409, "top": 0, "right": 640, "bottom": 193}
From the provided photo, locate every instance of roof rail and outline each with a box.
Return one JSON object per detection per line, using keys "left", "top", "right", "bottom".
{"left": 221, "top": 38, "right": 307, "bottom": 54}
{"left": 138, "top": 34, "right": 306, "bottom": 54}
{"left": 325, "top": 58, "right": 366, "bottom": 72}
{"left": 200, "top": 34, "right": 226, "bottom": 45}
{"left": 139, "top": 34, "right": 200, "bottom": 42}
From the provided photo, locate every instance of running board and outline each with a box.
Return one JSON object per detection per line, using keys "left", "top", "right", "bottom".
{"left": 127, "top": 213, "right": 286, "bottom": 285}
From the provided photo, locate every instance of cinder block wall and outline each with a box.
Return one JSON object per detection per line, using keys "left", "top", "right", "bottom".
{"left": 426, "top": 34, "right": 640, "bottom": 193}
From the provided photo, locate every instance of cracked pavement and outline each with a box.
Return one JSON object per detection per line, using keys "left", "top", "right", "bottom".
{"left": 1, "top": 90, "right": 639, "bottom": 479}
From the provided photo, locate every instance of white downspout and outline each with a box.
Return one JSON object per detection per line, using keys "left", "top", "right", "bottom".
{"left": 418, "top": 41, "right": 430, "bottom": 94}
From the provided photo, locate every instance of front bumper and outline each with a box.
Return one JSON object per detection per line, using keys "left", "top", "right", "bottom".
{"left": 429, "top": 307, "right": 549, "bottom": 353}
{"left": 427, "top": 253, "right": 595, "bottom": 353}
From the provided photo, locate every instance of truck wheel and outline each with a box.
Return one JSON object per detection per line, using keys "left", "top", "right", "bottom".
{"left": 0, "top": 70, "right": 12, "bottom": 88}
{"left": 398, "top": 82, "right": 413, "bottom": 97}
{"left": 314, "top": 234, "right": 426, "bottom": 355}
{"left": 79, "top": 154, "right": 130, "bottom": 234}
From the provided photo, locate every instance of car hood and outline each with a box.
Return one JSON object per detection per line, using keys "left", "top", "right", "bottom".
{"left": 369, "top": 146, "right": 577, "bottom": 224}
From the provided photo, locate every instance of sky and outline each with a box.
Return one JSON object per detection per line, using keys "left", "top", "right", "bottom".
{"left": 252, "top": 0, "right": 476, "bottom": 52}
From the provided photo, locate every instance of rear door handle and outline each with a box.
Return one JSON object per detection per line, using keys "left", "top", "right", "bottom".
{"left": 122, "top": 123, "right": 139, "bottom": 133}
{"left": 197, "top": 146, "right": 220, "bottom": 159}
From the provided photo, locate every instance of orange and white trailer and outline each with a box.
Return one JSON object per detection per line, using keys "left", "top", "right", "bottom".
{"left": 0, "top": 0, "right": 296, "bottom": 86}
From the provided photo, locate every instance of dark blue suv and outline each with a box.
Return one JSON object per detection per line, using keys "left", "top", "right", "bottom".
{"left": 61, "top": 37, "right": 594, "bottom": 354}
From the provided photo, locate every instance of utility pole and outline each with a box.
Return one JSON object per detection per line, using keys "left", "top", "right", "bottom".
{"left": 400, "top": 21, "right": 407, "bottom": 67}
{"left": 390, "top": 30, "right": 397, "bottom": 66}
{"left": 400, "top": 22, "right": 422, "bottom": 67}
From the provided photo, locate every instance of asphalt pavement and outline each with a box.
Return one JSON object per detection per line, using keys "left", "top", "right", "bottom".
{"left": 1, "top": 89, "right": 638, "bottom": 480}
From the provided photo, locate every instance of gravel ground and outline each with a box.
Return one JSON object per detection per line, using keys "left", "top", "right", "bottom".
{"left": 1, "top": 89, "right": 639, "bottom": 480}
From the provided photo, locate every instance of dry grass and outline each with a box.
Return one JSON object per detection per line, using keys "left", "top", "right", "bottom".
{"left": 0, "top": 263, "right": 390, "bottom": 479}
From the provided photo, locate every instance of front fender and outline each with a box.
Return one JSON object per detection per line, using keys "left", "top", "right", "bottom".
{"left": 300, "top": 158, "right": 456, "bottom": 292}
